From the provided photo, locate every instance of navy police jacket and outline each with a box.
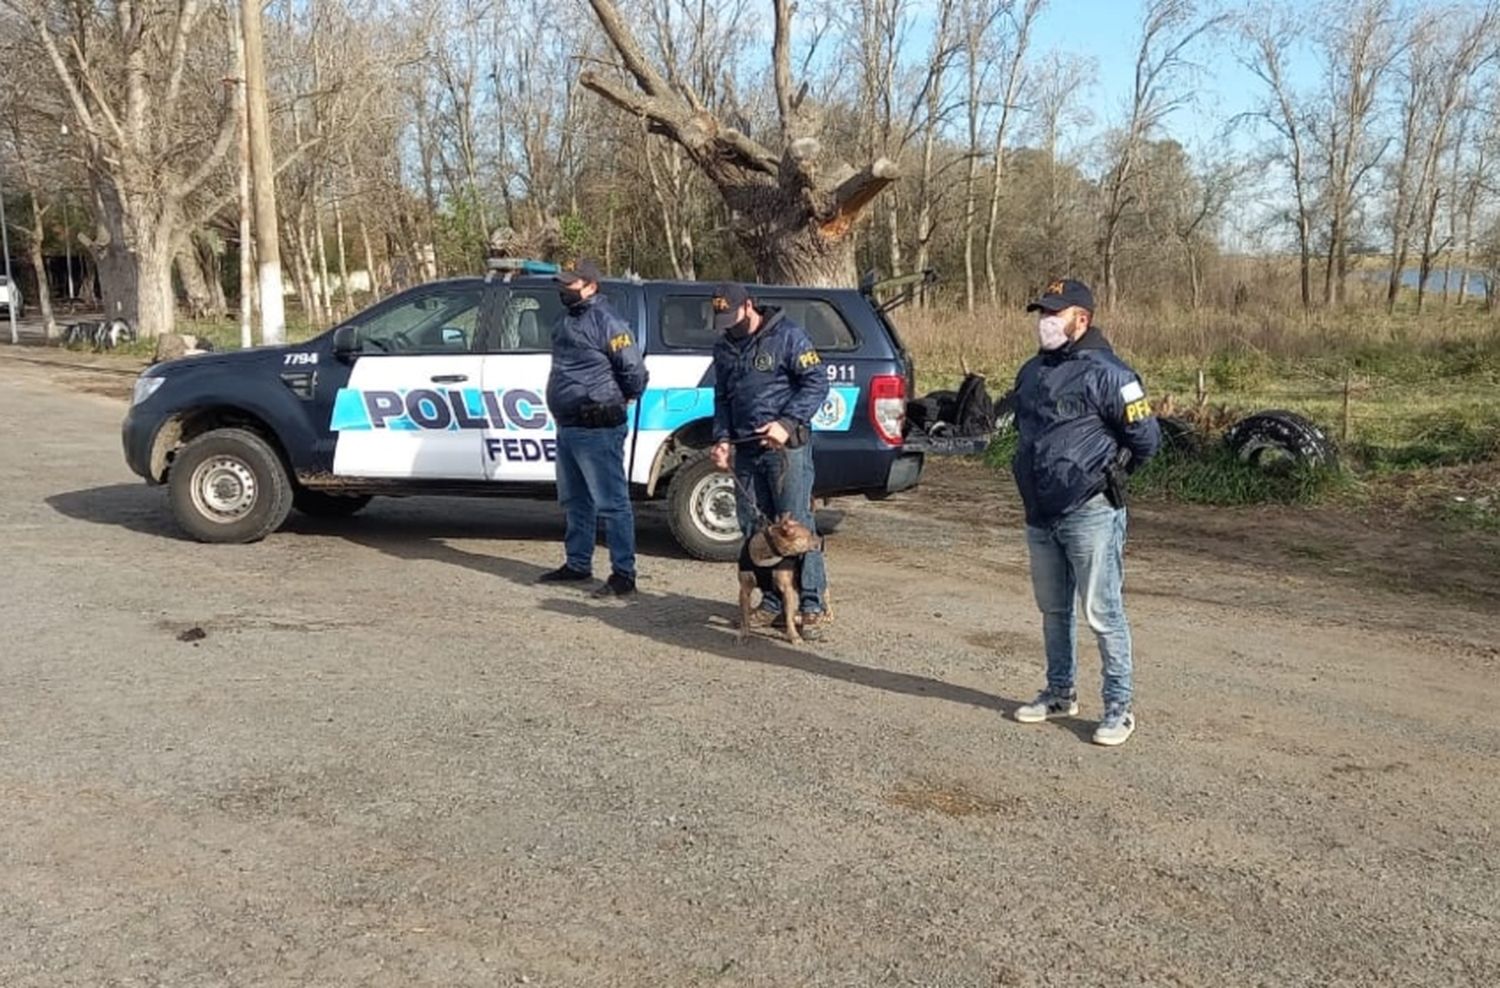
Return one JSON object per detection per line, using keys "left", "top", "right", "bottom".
{"left": 712, "top": 307, "right": 831, "bottom": 442}
{"left": 545, "top": 295, "right": 648, "bottom": 426}
{"left": 1012, "top": 326, "right": 1161, "bottom": 526}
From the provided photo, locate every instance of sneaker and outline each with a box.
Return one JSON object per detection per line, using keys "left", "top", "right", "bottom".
{"left": 797, "top": 611, "right": 826, "bottom": 641}
{"left": 1014, "top": 687, "right": 1079, "bottom": 724}
{"left": 747, "top": 607, "right": 784, "bottom": 628}
{"left": 537, "top": 565, "right": 591, "bottom": 584}
{"left": 1092, "top": 704, "right": 1136, "bottom": 746}
{"left": 593, "top": 572, "right": 637, "bottom": 598}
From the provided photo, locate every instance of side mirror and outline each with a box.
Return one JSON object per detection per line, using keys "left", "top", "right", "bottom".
{"left": 333, "top": 325, "right": 360, "bottom": 361}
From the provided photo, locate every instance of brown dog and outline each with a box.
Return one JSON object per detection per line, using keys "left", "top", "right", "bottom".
{"left": 738, "top": 513, "right": 822, "bottom": 644}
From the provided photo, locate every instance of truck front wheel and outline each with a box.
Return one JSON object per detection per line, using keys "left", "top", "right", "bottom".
{"left": 168, "top": 427, "right": 293, "bottom": 543}
{"left": 666, "top": 451, "right": 743, "bottom": 562}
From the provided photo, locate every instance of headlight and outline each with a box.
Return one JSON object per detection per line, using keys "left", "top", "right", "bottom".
{"left": 132, "top": 375, "right": 165, "bottom": 406}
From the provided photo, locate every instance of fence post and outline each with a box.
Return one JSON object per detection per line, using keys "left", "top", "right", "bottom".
{"left": 1195, "top": 368, "right": 1206, "bottom": 407}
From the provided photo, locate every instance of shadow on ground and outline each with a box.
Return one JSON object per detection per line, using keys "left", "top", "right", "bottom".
{"left": 45, "top": 483, "right": 1088, "bottom": 737}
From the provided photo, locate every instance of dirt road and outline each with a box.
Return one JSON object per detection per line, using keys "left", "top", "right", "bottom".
{"left": 2, "top": 351, "right": 1496, "bottom": 986}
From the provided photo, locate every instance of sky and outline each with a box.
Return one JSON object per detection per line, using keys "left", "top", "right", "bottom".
{"left": 1019, "top": 0, "right": 1323, "bottom": 250}
{"left": 1025, "top": 0, "right": 1310, "bottom": 150}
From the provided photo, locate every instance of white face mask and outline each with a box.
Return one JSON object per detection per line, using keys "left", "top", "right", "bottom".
{"left": 1036, "top": 313, "right": 1071, "bottom": 351}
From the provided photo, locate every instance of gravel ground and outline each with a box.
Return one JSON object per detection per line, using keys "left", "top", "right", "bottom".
{"left": 1, "top": 351, "right": 1497, "bottom": 987}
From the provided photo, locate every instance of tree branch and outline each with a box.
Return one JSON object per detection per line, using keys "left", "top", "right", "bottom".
{"left": 173, "top": 97, "right": 240, "bottom": 206}
{"left": 817, "top": 157, "right": 899, "bottom": 239}
{"left": 585, "top": 0, "right": 673, "bottom": 99}
{"left": 772, "top": 0, "right": 795, "bottom": 139}
{"left": 580, "top": 68, "right": 777, "bottom": 177}
{"left": 186, "top": 135, "right": 323, "bottom": 229}
{"left": 163, "top": 0, "right": 202, "bottom": 123}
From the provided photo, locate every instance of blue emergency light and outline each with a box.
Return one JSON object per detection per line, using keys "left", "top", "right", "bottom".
{"left": 485, "top": 257, "right": 559, "bottom": 276}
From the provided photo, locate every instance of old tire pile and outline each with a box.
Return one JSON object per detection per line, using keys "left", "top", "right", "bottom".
{"left": 1223, "top": 410, "right": 1337, "bottom": 472}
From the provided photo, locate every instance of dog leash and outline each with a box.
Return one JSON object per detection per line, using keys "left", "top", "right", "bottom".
{"left": 725, "top": 437, "right": 791, "bottom": 527}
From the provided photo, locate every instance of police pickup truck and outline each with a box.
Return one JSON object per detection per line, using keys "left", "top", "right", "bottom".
{"left": 122, "top": 260, "right": 942, "bottom": 561}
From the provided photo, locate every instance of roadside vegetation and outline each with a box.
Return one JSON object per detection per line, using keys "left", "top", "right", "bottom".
{"left": 906, "top": 296, "right": 1500, "bottom": 530}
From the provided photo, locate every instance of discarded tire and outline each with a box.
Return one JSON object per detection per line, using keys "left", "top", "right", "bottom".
{"left": 1224, "top": 410, "right": 1337, "bottom": 471}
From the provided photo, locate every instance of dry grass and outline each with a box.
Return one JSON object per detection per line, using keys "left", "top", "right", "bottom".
{"left": 891, "top": 300, "right": 1500, "bottom": 391}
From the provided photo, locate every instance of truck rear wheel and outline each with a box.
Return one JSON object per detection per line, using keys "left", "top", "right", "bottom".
{"left": 168, "top": 427, "right": 293, "bottom": 543}
{"left": 666, "top": 451, "right": 742, "bottom": 562}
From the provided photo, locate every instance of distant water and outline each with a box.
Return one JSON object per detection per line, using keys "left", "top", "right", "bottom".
{"left": 1396, "top": 267, "right": 1489, "bottom": 295}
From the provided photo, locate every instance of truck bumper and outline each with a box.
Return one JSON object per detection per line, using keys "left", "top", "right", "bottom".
{"left": 883, "top": 451, "right": 923, "bottom": 495}
{"left": 121, "top": 406, "right": 158, "bottom": 483}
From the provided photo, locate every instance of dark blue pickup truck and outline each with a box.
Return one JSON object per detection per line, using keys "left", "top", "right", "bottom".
{"left": 123, "top": 261, "right": 960, "bottom": 560}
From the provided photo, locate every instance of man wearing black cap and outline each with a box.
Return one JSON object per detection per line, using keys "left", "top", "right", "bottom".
{"left": 540, "top": 260, "right": 649, "bottom": 596}
{"left": 707, "top": 283, "right": 832, "bottom": 637}
{"left": 1010, "top": 278, "right": 1160, "bottom": 745}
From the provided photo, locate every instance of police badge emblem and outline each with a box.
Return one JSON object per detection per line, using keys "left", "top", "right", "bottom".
{"left": 754, "top": 352, "right": 774, "bottom": 372}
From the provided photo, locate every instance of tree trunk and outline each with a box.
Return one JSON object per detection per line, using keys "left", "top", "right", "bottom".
{"left": 1297, "top": 216, "right": 1312, "bottom": 312}
{"left": 886, "top": 197, "right": 903, "bottom": 279}
{"left": 313, "top": 192, "right": 334, "bottom": 320}
{"left": 134, "top": 234, "right": 177, "bottom": 342}
{"left": 176, "top": 239, "right": 213, "bottom": 317}
{"left": 89, "top": 182, "right": 178, "bottom": 338}
{"left": 359, "top": 216, "right": 380, "bottom": 301}
{"left": 334, "top": 196, "right": 352, "bottom": 317}
{"left": 26, "top": 197, "right": 57, "bottom": 340}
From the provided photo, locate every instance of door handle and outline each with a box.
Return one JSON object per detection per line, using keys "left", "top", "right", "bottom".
{"left": 430, "top": 374, "right": 468, "bottom": 383}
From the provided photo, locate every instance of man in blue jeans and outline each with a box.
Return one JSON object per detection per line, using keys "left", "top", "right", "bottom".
{"left": 707, "top": 283, "right": 831, "bottom": 639}
{"left": 1011, "top": 279, "right": 1160, "bottom": 745}
{"left": 540, "top": 260, "right": 649, "bottom": 597}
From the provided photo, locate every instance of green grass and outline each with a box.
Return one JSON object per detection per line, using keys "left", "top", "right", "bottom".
{"left": 982, "top": 426, "right": 1353, "bottom": 508}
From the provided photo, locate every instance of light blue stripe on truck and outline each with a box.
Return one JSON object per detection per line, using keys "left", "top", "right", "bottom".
{"left": 635, "top": 386, "right": 860, "bottom": 432}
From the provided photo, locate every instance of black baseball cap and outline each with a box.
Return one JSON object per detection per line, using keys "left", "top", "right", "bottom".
{"left": 555, "top": 259, "right": 604, "bottom": 286}
{"left": 711, "top": 282, "right": 752, "bottom": 331}
{"left": 1026, "top": 278, "right": 1095, "bottom": 313}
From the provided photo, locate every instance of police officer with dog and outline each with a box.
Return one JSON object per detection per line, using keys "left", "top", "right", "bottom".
{"left": 708, "top": 283, "right": 832, "bottom": 639}
{"left": 540, "top": 260, "right": 649, "bottom": 597}
{"left": 1010, "top": 279, "right": 1160, "bottom": 746}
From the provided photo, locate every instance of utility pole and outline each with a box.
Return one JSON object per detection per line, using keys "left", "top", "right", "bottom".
{"left": 241, "top": 0, "right": 286, "bottom": 344}
{"left": 232, "top": 11, "right": 253, "bottom": 348}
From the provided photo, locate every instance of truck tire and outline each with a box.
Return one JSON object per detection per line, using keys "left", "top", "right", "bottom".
{"left": 666, "top": 451, "right": 743, "bottom": 562}
{"left": 293, "top": 489, "right": 372, "bottom": 518}
{"left": 1224, "top": 410, "right": 1337, "bottom": 471}
{"left": 168, "top": 427, "right": 293, "bottom": 543}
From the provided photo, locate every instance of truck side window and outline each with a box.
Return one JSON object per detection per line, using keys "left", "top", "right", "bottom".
{"left": 488, "top": 285, "right": 636, "bottom": 352}
{"left": 354, "top": 283, "right": 484, "bottom": 354}
{"left": 657, "top": 295, "right": 858, "bottom": 351}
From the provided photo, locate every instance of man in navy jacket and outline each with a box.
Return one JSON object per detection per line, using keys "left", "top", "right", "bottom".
{"left": 541, "top": 260, "right": 649, "bottom": 597}
{"left": 1011, "top": 279, "right": 1160, "bottom": 745}
{"left": 708, "top": 282, "right": 831, "bottom": 637}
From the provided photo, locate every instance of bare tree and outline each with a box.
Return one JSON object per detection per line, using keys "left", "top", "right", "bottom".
{"left": 580, "top": 0, "right": 897, "bottom": 285}
{"left": 1098, "top": 0, "right": 1220, "bottom": 308}
{"left": 1412, "top": 5, "right": 1496, "bottom": 312}
{"left": 1380, "top": 6, "right": 1494, "bottom": 313}
{"left": 981, "top": 0, "right": 1043, "bottom": 305}
{"left": 1313, "top": 0, "right": 1402, "bottom": 308}
{"left": 8, "top": 0, "right": 241, "bottom": 337}
{"left": 1242, "top": 3, "right": 1317, "bottom": 311}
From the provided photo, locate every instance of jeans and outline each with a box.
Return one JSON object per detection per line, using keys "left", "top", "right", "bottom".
{"left": 556, "top": 423, "right": 636, "bottom": 578}
{"left": 734, "top": 442, "right": 827, "bottom": 614}
{"left": 1025, "top": 494, "right": 1133, "bottom": 708}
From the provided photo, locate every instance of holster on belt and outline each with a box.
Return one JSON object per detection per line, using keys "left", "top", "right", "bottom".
{"left": 1103, "top": 447, "right": 1132, "bottom": 509}
{"left": 577, "top": 402, "right": 627, "bottom": 428}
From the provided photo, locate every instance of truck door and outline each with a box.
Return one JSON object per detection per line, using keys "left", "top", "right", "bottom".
{"left": 477, "top": 282, "right": 642, "bottom": 483}
{"left": 327, "top": 280, "right": 490, "bottom": 480}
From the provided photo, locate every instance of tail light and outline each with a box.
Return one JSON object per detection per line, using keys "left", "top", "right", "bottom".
{"left": 869, "top": 374, "right": 906, "bottom": 446}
